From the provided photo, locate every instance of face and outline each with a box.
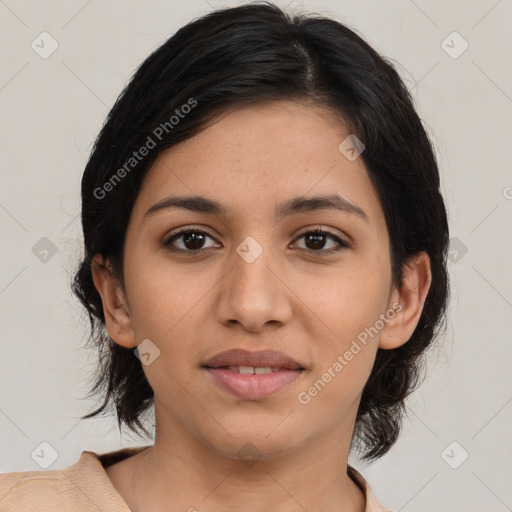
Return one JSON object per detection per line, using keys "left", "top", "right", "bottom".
{"left": 96, "top": 100, "right": 422, "bottom": 462}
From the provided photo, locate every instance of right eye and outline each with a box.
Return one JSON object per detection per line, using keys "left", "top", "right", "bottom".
{"left": 162, "top": 228, "right": 221, "bottom": 253}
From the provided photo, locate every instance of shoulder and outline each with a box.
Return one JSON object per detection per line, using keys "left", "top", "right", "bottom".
{"left": 0, "top": 449, "right": 140, "bottom": 512}
{"left": 348, "top": 465, "right": 395, "bottom": 512}
{"left": 0, "top": 465, "right": 73, "bottom": 511}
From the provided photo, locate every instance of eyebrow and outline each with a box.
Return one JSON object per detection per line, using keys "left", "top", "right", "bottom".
{"left": 144, "top": 193, "right": 368, "bottom": 222}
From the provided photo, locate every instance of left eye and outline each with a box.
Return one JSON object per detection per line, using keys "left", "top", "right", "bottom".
{"left": 163, "top": 228, "right": 349, "bottom": 254}
{"left": 293, "top": 228, "right": 349, "bottom": 253}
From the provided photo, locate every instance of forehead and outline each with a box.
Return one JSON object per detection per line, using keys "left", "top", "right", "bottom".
{"left": 132, "top": 100, "right": 385, "bottom": 227}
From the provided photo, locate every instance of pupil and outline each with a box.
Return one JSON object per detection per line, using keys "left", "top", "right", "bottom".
{"left": 185, "top": 232, "right": 204, "bottom": 249}
{"left": 307, "top": 233, "right": 325, "bottom": 250}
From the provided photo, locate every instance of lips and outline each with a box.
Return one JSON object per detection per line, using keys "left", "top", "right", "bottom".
{"left": 202, "top": 348, "right": 305, "bottom": 370}
{"left": 202, "top": 349, "right": 306, "bottom": 400}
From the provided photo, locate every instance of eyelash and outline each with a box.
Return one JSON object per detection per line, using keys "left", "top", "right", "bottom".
{"left": 162, "top": 227, "right": 351, "bottom": 255}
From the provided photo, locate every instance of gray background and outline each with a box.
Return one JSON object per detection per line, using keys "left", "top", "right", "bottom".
{"left": 1, "top": 1, "right": 511, "bottom": 511}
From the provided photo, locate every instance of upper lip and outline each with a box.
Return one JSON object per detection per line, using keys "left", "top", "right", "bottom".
{"left": 202, "top": 349, "right": 305, "bottom": 370}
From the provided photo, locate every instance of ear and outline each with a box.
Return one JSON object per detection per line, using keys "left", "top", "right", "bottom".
{"left": 379, "top": 251, "right": 432, "bottom": 349}
{"left": 91, "top": 254, "right": 137, "bottom": 348}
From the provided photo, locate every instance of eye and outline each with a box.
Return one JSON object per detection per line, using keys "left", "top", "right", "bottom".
{"left": 163, "top": 228, "right": 220, "bottom": 252}
{"left": 292, "top": 227, "right": 351, "bottom": 254}
{"left": 162, "top": 227, "right": 351, "bottom": 254}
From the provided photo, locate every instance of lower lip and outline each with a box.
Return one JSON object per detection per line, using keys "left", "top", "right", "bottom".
{"left": 203, "top": 368, "right": 304, "bottom": 399}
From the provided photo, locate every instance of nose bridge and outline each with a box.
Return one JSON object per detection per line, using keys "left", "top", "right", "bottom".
{"left": 216, "top": 233, "right": 291, "bottom": 331}
{"left": 241, "top": 235, "right": 274, "bottom": 277}
{"left": 230, "top": 233, "right": 277, "bottom": 300}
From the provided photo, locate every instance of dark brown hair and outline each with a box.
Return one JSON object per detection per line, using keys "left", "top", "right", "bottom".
{"left": 73, "top": 1, "right": 449, "bottom": 461}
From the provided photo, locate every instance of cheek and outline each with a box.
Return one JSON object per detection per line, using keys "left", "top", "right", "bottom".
{"left": 308, "top": 260, "right": 391, "bottom": 339}
{"left": 123, "top": 247, "right": 219, "bottom": 347}
{"left": 299, "top": 256, "right": 390, "bottom": 405}
{"left": 126, "top": 271, "right": 195, "bottom": 340}
{"left": 297, "top": 272, "right": 384, "bottom": 413}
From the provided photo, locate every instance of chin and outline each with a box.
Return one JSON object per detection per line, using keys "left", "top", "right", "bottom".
{"left": 211, "top": 437, "right": 296, "bottom": 464}
{"left": 202, "top": 420, "right": 306, "bottom": 463}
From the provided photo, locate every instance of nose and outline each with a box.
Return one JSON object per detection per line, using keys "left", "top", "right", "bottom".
{"left": 215, "top": 238, "right": 292, "bottom": 333}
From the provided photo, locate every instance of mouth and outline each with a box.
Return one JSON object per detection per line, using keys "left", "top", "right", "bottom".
{"left": 201, "top": 349, "right": 306, "bottom": 400}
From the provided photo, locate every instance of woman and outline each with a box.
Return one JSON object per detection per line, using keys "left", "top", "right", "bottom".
{"left": 0, "top": 2, "right": 449, "bottom": 511}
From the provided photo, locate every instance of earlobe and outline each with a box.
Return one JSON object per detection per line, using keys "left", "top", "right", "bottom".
{"left": 379, "top": 252, "right": 432, "bottom": 350}
{"left": 91, "top": 254, "right": 137, "bottom": 348}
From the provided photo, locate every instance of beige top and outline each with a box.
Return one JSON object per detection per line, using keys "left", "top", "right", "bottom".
{"left": 0, "top": 446, "right": 391, "bottom": 511}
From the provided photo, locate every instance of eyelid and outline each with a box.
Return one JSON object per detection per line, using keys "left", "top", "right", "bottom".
{"left": 294, "top": 225, "right": 350, "bottom": 243}
{"left": 164, "top": 225, "right": 216, "bottom": 239}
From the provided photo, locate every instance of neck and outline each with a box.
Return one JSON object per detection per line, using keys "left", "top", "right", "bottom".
{"left": 110, "top": 402, "right": 366, "bottom": 512}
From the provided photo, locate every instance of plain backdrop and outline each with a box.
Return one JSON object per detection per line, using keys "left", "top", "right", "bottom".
{"left": 1, "top": 1, "right": 511, "bottom": 511}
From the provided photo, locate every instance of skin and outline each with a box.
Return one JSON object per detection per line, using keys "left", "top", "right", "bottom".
{"left": 92, "top": 100, "right": 431, "bottom": 512}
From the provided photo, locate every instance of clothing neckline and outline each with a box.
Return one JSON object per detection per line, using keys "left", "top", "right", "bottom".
{"left": 85, "top": 445, "right": 387, "bottom": 512}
